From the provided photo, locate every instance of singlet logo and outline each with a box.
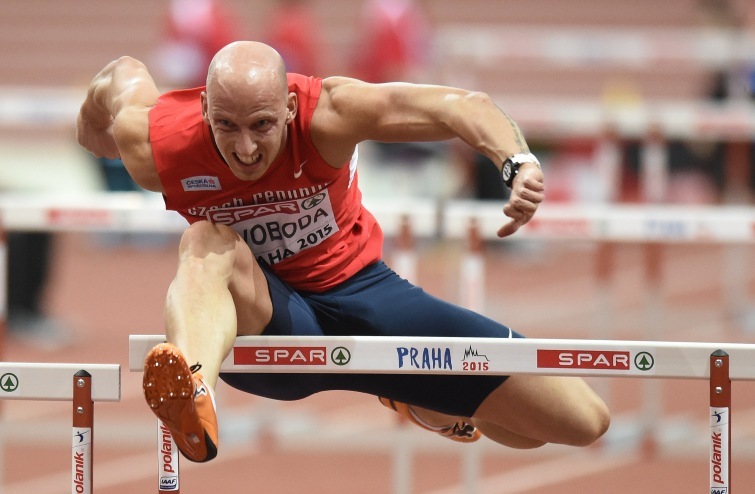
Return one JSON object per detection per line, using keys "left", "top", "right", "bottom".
{"left": 206, "top": 191, "right": 339, "bottom": 266}
{"left": 293, "top": 160, "right": 308, "bottom": 179}
{"left": 181, "top": 176, "right": 221, "bottom": 191}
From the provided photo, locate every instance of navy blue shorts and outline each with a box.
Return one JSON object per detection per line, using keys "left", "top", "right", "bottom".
{"left": 220, "top": 261, "right": 523, "bottom": 417}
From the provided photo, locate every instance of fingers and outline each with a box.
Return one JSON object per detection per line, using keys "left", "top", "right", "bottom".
{"left": 496, "top": 218, "right": 521, "bottom": 238}
{"left": 497, "top": 176, "right": 545, "bottom": 238}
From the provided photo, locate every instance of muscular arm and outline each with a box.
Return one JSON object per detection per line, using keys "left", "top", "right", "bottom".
{"left": 313, "top": 77, "right": 545, "bottom": 237}
{"left": 76, "top": 56, "right": 163, "bottom": 192}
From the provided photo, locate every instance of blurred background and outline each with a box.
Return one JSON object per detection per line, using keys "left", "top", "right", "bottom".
{"left": 1, "top": 0, "right": 754, "bottom": 492}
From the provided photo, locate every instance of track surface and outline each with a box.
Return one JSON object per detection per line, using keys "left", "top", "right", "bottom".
{"left": 2, "top": 232, "right": 755, "bottom": 493}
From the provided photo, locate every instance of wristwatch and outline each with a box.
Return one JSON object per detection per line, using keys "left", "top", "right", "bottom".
{"left": 501, "top": 153, "right": 540, "bottom": 188}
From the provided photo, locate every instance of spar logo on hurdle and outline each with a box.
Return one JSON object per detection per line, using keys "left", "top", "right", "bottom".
{"left": 233, "top": 347, "right": 328, "bottom": 365}
{"left": 537, "top": 349, "right": 656, "bottom": 373}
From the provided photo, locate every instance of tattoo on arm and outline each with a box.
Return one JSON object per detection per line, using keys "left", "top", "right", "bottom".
{"left": 502, "top": 110, "right": 530, "bottom": 153}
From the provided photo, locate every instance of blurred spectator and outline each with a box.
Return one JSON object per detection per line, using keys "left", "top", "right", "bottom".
{"left": 351, "top": 0, "right": 432, "bottom": 83}
{"left": 152, "top": 0, "right": 243, "bottom": 88}
{"left": 696, "top": 0, "right": 748, "bottom": 102}
{"left": 8, "top": 232, "right": 69, "bottom": 347}
{"left": 694, "top": 0, "right": 754, "bottom": 201}
{"left": 264, "top": 0, "right": 322, "bottom": 76}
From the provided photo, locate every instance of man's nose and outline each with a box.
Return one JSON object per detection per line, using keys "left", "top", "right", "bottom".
{"left": 236, "top": 132, "right": 258, "bottom": 155}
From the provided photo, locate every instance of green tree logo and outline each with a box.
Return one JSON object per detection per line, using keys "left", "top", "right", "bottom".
{"left": 331, "top": 347, "right": 351, "bottom": 366}
{"left": 634, "top": 352, "right": 654, "bottom": 371}
{"left": 1, "top": 373, "right": 19, "bottom": 392}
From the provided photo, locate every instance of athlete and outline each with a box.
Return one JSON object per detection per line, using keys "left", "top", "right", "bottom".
{"left": 77, "top": 41, "right": 609, "bottom": 463}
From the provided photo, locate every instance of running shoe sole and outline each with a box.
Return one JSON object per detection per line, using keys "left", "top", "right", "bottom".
{"left": 143, "top": 343, "right": 218, "bottom": 462}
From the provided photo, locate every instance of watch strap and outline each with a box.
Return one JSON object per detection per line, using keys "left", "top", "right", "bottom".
{"left": 507, "top": 153, "right": 540, "bottom": 166}
{"left": 501, "top": 153, "right": 540, "bottom": 188}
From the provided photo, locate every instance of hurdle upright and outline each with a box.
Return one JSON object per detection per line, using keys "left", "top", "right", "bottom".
{"left": 0, "top": 362, "right": 120, "bottom": 493}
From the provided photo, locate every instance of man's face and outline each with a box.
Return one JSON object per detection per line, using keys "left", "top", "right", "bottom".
{"left": 202, "top": 81, "right": 295, "bottom": 182}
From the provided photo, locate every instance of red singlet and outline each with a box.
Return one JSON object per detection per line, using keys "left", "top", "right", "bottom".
{"left": 149, "top": 74, "right": 383, "bottom": 292}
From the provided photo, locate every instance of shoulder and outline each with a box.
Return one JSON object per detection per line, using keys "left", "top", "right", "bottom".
{"left": 309, "top": 77, "right": 367, "bottom": 165}
{"left": 149, "top": 87, "right": 204, "bottom": 128}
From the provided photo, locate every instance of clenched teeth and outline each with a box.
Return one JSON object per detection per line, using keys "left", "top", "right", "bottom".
{"left": 236, "top": 153, "right": 261, "bottom": 165}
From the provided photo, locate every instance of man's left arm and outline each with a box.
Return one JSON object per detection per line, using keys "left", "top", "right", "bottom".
{"left": 314, "top": 78, "right": 544, "bottom": 237}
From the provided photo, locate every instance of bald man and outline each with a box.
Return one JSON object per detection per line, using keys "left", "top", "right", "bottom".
{"left": 77, "top": 41, "right": 609, "bottom": 464}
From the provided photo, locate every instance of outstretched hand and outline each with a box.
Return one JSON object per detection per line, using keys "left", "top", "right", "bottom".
{"left": 497, "top": 163, "right": 545, "bottom": 238}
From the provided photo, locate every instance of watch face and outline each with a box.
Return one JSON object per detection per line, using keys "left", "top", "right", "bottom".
{"left": 502, "top": 162, "right": 512, "bottom": 182}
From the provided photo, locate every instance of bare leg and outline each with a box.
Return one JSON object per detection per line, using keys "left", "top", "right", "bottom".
{"left": 473, "top": 375, "right": 609, "bottom": 447}
{"left": 164, "top": 221, "right": 273, "bottom": 388}
{"left": 408, "top": 375, "right": 609, "bottom": 448}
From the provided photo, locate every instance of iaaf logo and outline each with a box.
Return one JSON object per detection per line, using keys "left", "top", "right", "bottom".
{"left": 160, "top": 477, "right": 179, "bottom": 491}
{"left": 208, "top": 201, "right": 300, "bottom": 225}
{"left": 234, "top": 346, "right": 327, "bottom": 365}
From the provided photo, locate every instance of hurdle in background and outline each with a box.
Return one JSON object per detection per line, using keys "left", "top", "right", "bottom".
{"left": 0, "top": 362, "right": 120, "bottom": 493}
{"left": 444, "top": 200, "right": 755, "bottom": 449}
{"left": 130, "top": 334, "right": 744, "bottom": 493}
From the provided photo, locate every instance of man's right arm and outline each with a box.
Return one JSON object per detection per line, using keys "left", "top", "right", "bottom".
{"left": 76, "top": 56, "right": 164, "bottom": 192}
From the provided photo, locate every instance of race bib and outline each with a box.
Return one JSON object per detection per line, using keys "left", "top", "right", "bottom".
{"left": 206, "top": 192, "right": 339, "bottom": 265}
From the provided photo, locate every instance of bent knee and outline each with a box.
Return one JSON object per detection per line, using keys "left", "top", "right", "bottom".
{"left": 566, "top": 401, "right": 611, "bottom": 447}
{"left": 175, "top": 221, "right": 257, "bottom": 283}
{"left": 180, "top": 221, "right": 240, "bottom": 255}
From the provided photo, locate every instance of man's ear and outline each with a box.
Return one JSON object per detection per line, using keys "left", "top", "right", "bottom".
{"left": 286, "top": 92, "right": 298, "bottom": 124}
{"left": 200, "top": 91, "right": 210, "bottom": 125}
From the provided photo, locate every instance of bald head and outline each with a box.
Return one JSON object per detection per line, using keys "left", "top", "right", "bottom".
{"left": 206, "top": 41, "right": 288, "bottom": 95}
{"left": 200, "top": 41, "right": 298, "bottom": 182}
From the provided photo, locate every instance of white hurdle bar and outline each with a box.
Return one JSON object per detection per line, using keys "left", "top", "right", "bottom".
{"left": 0, "top": 362, "right": 120, "bottom": 494}
{"left": 129, "top": 335, "right": 755, "bottom": 380}
{"left": 443, "top": 200, "right": 755, "bottom": 243}
{"left": 130, "top": 335, "right": 746, "bottom": 493}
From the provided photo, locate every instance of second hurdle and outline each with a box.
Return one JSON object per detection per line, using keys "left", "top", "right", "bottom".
{"left": 0, "top": 362, "right": 120, "bottom": 494}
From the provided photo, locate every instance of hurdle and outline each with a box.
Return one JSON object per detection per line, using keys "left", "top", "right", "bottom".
{"left": 0, "top": 362, "right": 120, "bottom": 493}
{"left": 129, "top": 335, "right": 750, "bottom": 493}
{"left": 444, "top": 200, "right": 755, "bottom": 453}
